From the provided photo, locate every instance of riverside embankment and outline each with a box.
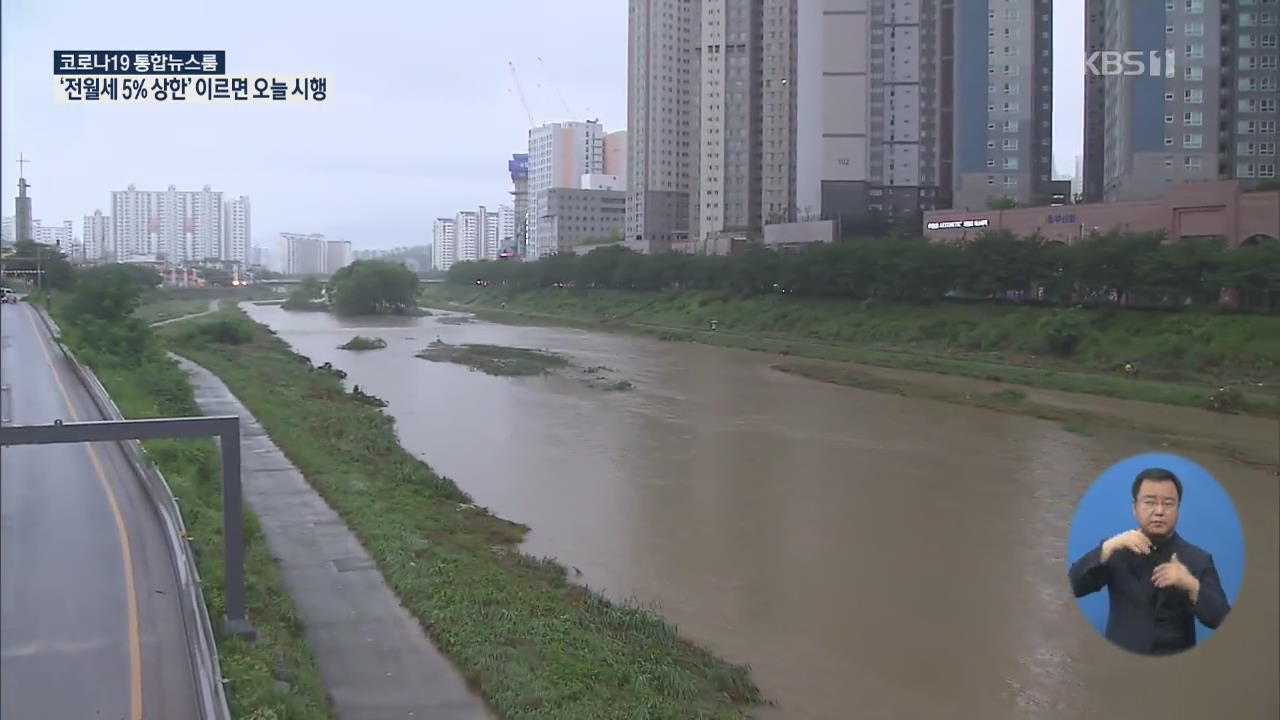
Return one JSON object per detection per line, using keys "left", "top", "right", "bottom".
{"left": 241, "top": 299, "right": 1279, "bottom": 720}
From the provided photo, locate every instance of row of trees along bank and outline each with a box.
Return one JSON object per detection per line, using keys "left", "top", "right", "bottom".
{"left": 446, "top": 231, "right": 1280, "bottom": 312}
{"left": 286, "top": 260, "right": 419, "bottom": 315}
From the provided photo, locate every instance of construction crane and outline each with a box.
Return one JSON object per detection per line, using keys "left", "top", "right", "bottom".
{"left": 537, "top": 56, "right": 574, "bottom": 117}
{"left": 507, "top": 61, "right": 536, "bottom": 127}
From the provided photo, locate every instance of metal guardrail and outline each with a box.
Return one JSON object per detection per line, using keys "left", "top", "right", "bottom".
{"left": 33, "top": 307, "right": 232, "bottom": 720}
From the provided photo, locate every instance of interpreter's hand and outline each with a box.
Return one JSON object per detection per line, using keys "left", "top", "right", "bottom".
{"left": 1153, "top": 553, "right": 1200, "bottom": 603}
{"left": 1101, "top": 529, "right": 1153, "bottom": 562}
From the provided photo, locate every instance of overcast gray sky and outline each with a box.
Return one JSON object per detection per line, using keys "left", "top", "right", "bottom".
{"left": 2, "top": 0, "right": 1083, "bottom": 252}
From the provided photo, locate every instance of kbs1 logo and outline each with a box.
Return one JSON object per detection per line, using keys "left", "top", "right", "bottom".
{"left": 1084, "top": 50, "right": 1177, "bottom": 77}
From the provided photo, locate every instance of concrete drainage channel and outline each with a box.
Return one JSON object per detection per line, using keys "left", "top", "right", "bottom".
{"left": 35, "top": 307, "right": 232, "bottom": 720}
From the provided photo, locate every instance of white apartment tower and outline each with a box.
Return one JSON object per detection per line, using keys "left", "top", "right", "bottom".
{"left": 527, "top": 121, "right": 605, "bottom": 257}
{"left": 223, "top": 196, "right": 250, "bottom": 265}
{"left": 432, "top": 217, "right": 457, "bottom": 271}
{"left": 83, "top": 210, "right": 112, "bottom": 261}
{"left": 32, "top": 220, "right": 74, "bottom": 248}
{"left": 497, "top": 204, "right": 516, "bottom": 255}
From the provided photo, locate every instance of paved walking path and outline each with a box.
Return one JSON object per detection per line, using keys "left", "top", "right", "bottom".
{"left": 173, "top": 354, "right": 494, "bottom": 720}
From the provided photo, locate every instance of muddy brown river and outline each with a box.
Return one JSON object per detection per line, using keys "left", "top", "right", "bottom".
{"left": 243, "top": 303, "right": 1279, "bottom": 720}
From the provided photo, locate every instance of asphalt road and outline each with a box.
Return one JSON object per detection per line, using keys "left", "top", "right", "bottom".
{"left": 1, "top": 301, "right": 201, "bottom": 720}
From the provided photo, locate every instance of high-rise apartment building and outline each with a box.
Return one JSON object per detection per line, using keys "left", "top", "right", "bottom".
{"left": 497, "top": 204, "right": 517, "bottom": 254}
{"left": 223, "top": 195, "right": 250, "bottom": 265}
{"left": 277, "top": 233, "right": 325, "bottom": 275}
{"left": 627, "top": 0, "right": 702, "bottom": 252}
{"left": 1, "top": 216, "right": 14, "bottom": 246}
{"left": 32, "top": 220, "right": 74, "bottom": 248}
{"left": 695, "top": 0, "right": 763, "bottom": 251}
{"left": 276, "top": 233, "right": 350, "bottom": 275}
{"left": 952, "top": 0, "right": 1054, "bottom": 210}
{"left": 432, "top": 217, "right": 457, "bottom": 271}
{"left": 83, "top": 210, "right": 112, "bottom": 261}
{"left": 1226, "top": 0, "right": 1279, "bottom": 185}
{"left": 527, "top": 121, "right": 605, "bottom": 257}
{"left": 110, "top": 185, "right": 228, "bottom": 262}
{"left": 798, "top": 1, "right": 1050, "bottom": 222}
{"left": 630, "top": 0, "right": 799, "bottom": 252}
{"left": 324, "top": 239, "right": 351, "bottom": 274}
{"left": 1084, "top": 0, "right": 1276, "bottom": 203}
{"left": 509, "top": 154, "right": 529, "bottom": 256}
{"left": 762, "top": 0, "right": 799, "bottom": 224}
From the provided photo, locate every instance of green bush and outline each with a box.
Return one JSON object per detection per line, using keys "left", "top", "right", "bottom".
{"left": 1207, "top": 386, "right": 1247, "bottom": 413}
{"left": 181, "top": 317, "right": 256, "bottom": 346}
{"left": 1037, "top": 310, "right": 1088, "bottom": 357}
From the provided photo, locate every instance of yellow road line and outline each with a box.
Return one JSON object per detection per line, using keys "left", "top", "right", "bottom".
{"left": 23, "top": 306, "right": 143, "bottom": 720}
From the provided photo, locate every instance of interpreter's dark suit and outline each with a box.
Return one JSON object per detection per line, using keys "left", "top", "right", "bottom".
{"left": 1068, "top": 531, "right": 1230, "bottom": 655}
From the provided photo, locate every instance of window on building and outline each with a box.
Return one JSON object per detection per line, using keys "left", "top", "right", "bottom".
{"left": 1003, "top": 157, "right": 1019, "bottom": 169}
{"left": 1186, "top": 43, "right": 1204, "bottom": 58}
{"left": 1165, "top": 91, "right": 1176, "bottom": 101}
{"left": 1184, "top": 133, "right": 1203, "bottom": 148}
{"left": 1186, "top": 0, "right": 1204, "bottom": 12}
{"left": 1185, "top": 88, "right": 1204, "bottom": 103}
{"left": 1185, "top": 111, "right": 1203, "bottom": 125}
{"left": 1184, "top": 156, "right": 1202, "bottom": 170}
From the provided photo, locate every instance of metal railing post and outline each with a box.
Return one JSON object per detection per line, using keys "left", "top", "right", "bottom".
{"left": 218, "top": 421, "right": 254, "bottom": 639}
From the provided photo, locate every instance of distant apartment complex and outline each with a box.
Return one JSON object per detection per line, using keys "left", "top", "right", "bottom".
{"left": 432, "top": 204, "right": 510, "bottom": 271}
{"left": 1083, "top": 0, "right": 1278, "bottom": 203}
{"left": 107, "top": 185, "right": 250, "bottom": 264}
{"left": 276, "top": 232, "right": 351, "bottom": 275}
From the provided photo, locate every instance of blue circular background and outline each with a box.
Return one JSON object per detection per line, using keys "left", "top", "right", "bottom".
{"left": 1065, "top": 452, "right": 1245, "bottom": 646}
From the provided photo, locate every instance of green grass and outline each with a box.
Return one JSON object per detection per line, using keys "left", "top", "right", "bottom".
{"left": 134, "top": 287, "right": 278, "bottom": 323}
{"left": 49, "top": 307, "right": 332, "bottom": 719}
{"left": 158, "top": 309, "right": 763, "bottom": 719}
{"left": 416, "top": 341, "right": 568, "bottom": 376}
{"left": 424, "top": 287, "right": 1280, "bottom": 417}
{"left": 134, "top": 297, "right": 212, "bottom": 323}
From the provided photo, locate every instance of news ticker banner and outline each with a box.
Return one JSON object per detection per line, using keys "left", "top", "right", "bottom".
{"left": 53, "top": 50, "right": 327, "bottom": 103}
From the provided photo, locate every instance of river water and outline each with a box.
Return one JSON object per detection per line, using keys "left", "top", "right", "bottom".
{"left": 243, "top": 303, "right": 1279, "bottom": 720}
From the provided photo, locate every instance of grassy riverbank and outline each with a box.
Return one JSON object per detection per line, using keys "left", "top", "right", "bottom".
{"left": 158, "top": 308, "right": 763, "bottom": 719}
{"left": 49, "top": 304, "right": 332, "bottom": 720}
{"left": 134, "top": 287, "right": 279, "bottom": 323}
{"left": 424, "top": 286, "right": 1280, "bottom": 417}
